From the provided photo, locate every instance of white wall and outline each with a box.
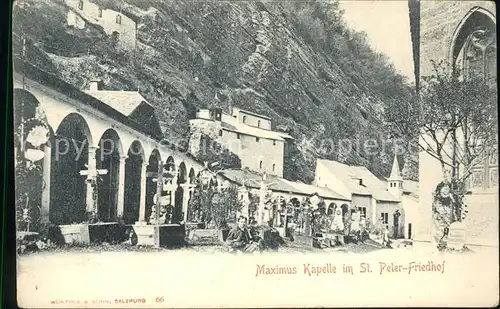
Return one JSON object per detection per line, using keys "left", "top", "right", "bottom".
{"left": 314, "top": 161, "right": 351, "bottom": 199}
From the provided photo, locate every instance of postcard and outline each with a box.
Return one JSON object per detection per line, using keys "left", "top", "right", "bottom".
{"left": 13, "top": 0, "right": 498, "bottom": 307}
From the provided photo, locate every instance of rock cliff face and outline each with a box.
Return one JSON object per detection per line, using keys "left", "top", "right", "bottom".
{"left": 12, "top": 0, "right": 414, "bottom": 183}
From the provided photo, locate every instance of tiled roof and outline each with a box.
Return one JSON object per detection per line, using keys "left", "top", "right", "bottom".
{"left": 220, "top": 168, "right": 350, "bottom": 201}
{"left": 85, "top": 90, "right": 151, "bottom": 117}
{"left": 220, "top": 118, "right": 291, "bottom": 141}
{"left": 318, "top": 159, "right": 400, "bottom": 202}
{"left": 233, "top": 107, "right": 271, "bottom": 120}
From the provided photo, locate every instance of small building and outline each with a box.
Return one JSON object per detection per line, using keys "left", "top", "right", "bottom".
{"left": 189, "top": 107, "right": 293, "bottom": 177}
{"left": 314, "top": 157, "right": 408, "bottom": 238}
{"left": 65, "top": 0, "right": 137, "bottom": 51}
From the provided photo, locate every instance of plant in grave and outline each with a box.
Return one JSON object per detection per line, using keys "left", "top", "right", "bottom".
{"left": 247, "top": 193, "right": 260, "bottom": 223}
{"left": 211, "top": 185, "right": 243, "bottom": 230}
{"left": 187, "top": 184, "right": 243, "bottom": 230}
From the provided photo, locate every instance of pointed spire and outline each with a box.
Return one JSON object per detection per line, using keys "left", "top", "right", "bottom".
{"left": 389, "top": 154, "right": 403, "bottom": 181}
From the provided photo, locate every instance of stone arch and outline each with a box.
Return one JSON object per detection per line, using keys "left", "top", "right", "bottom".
{"left": 53, "top": 113, "right": 94, "bottom": 146}
{"left": 327, "top": 202, "right": 337, "bottom": 216}
{"left": 145, "top": 148, "right": 162, "bottom": 221}
{"left": 188, "top": 168, "right": 196, "bottom": 184}
{"left": 173, "top": 162, "right": 188, "bottom": 223}
{"left": 95, "top": 128, "right": 122, "bottom": 222}
{"left": 165, "top": 156, "right": 176, "bottom": 173}
{"left": 50, "top": 113, "right": 93, "bottom": 224}
{"left": 123, "top": 140, "right": 145, "bottom": 223}
{"left": 341, "top": 204, "right": 349, "bottom": 221}
{"left": 177, "top": 162, "right": 188, "bottom": 184}
{"left": 13, "top": 89, "right": 45, "bottom": 128}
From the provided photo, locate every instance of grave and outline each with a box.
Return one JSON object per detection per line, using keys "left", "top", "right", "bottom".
{"left": 58, "top": 224, "right": 90, "bottom": 244}
{"left": 132, "top": 223, "right": 186, "bottom": 248}
{"left": 57, "top": 222, "right": 123, "bottom": 245}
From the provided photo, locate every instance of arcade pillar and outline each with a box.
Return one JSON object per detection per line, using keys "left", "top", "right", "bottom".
{"left": 116, "top": 155, "right": 127, "bottom": 217}
{"left": 138, "top": 162, "right": 148, "bottom": 222}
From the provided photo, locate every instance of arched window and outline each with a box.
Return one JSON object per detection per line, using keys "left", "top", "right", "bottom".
{"left": 219, "top": 130, "right": 223, "bottom": 137}
{"left": 259, "top": 161, "right": 263, "bottom": 169}
{"left": 242, "top": 115, "right": 246, "bottom": 123}
{"left": 452, "top": 10, "right": 496, "bottom": 85}
{"left": 452, "top": 9, "right": 497, "bottom": 189}
{"left": 98, "top": 8, "right": 103, "bottom": 17}
{"left": 272, "top": 164, "right": 275, "bottom": 171}
{"left": 78, "top": 0, "right": 84, "bottom": 10}
{"left": 257, "top": 120, "right": 261, "bottom": 128}
{"left": 116, "top": 14, "right": 122, "bottom": 24}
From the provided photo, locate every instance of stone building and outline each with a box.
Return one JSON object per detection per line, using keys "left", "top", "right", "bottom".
{"left": 414, "top": 1, "right": 497, "bottom": 246}
{"left": 189, "top": 107, "right": 293, "bottom": 177}
{"left": 13, "top": 58, "right": 204, "bottom": 233}
{"left": 65, "top": 0, "right": 137, "bottom": 51}
{"left": 313, "top": 156, "right": 413, "bottom": 238}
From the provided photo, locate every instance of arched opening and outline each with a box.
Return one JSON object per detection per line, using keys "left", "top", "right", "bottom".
{"left": 327, "top": 202, "right": 337, "bottom": 216}
{"left": 145, "top": 149, "right": 161, "bottom": 221}
{"left": 95, "top": 129, "right": 122, "bottom": 222}
{"left": 341, "top": 204, "right": 349, "bottom": 223}
{"left": 14, "top": 89, "right": 52, "bottom": 230}
{"left": 174, "top": 162, "right": 187, "bottom": 223}
{"left": 123, "top": 140, "right": 144, "bottom": 224}
{"left": 451, "top": 9, "right": 496, "bottom": 84}
{"left": 50, "top": 113, "right": 92, "bottom": 224}
{"left": 188, "top": 168, "right": 196, "bottom": 184}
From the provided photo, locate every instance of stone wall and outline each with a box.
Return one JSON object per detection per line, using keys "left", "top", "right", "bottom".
{"left": 420, "top": 1, "right": 496, "bottom": 78}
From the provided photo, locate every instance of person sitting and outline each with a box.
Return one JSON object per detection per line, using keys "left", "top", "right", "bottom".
{"left": 225, "top": 216, "right": 263, "bottom": 253}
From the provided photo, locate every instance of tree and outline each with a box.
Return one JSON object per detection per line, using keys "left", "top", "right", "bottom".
{"left": 419, "top": 62, "right": 497, "bottom": 182}
{"left": 386, "top": 61, "right": 497, "bottom": 245}
{"left": 187, "top": 183, "right": 243, "bottom": 229}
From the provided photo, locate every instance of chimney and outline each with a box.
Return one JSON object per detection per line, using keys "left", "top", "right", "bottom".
{"left": 89, "top": 80, "right": 103, "bottom": 91}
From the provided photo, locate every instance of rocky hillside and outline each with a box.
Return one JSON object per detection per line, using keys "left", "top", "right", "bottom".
{"left": 12, "top": 0, "right": 415, "bottom": 183}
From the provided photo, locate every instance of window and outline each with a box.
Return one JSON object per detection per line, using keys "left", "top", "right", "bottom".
{"left": 116, "top": 14, "right": 122, "bottom": 24}
{"left": 256, "top": 137, "right": 260, "bottom": 142}
{"left": 257, "top": 120, "right": 261, "bottom": 128}
{"left": 259, "top": 161, "right": 263, "bottom": 169}
{"left": 98, "top": 8, "right": 102, "bottom": 17}
{"left": 219, "top": 130, "right": 223, "bottom": 137}
{"left": 78, "top": 0, "right": 84, "bottom": 10}
{"left": 273, "top": 140, "right": 276, "bottom": 146}
{"left": 272, "top": 164, "right": 276, "bottom": 172}
{"left": 381, "top": 212, "right": 389, "bottom": 225}
{"left": 243, "top": 116, "right": 246, "bottom": 123}
{"left": 358, "top": 207, "right": 367, "bottom": 217}
{"left": 237, "top": 133, "right": 240, "bottom": 139}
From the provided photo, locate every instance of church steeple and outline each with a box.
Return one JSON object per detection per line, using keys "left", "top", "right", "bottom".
{"left": 388, "top": 154, "right": 403, "bottom": 197}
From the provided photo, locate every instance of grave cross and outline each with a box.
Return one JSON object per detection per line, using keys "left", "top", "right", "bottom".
{"left": 80, "top": 165, "right": 108, "bottom": 220}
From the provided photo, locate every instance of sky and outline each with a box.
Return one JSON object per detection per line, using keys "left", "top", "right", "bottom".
{"left": 339, "top": 0, "right": 414, "bottom": 83}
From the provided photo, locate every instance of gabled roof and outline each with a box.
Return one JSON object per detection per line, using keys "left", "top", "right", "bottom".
{"left": 232, "top": 107, "right": 272, "bottom": 120}
{"left": 220, "top": 168, "right": 350, "bottom": 202}
{"left": 220, "top": 113, "right": 293, "bottom": 141}
{"left": 317, "top": 159, "right": 400, "bottom": 202}
{"left": 13, "top": 58, "right": 160, "bottom": 141}
{"left": 85, "top": 90, "right": 152, "bottom": 117}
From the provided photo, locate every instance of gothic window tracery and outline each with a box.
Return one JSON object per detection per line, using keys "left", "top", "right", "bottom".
{"left": 453, "top": 10, "right": 497, "bottom": 190}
